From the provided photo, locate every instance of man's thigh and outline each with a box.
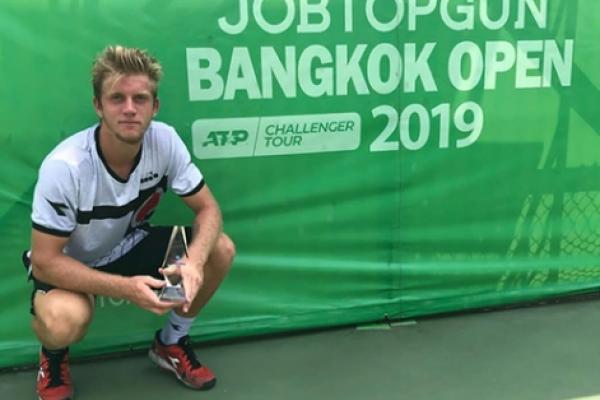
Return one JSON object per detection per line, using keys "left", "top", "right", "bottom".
{"left": 98, "top": 225, "right": 191, "bottom": 278}
{"left": 33, "top": 288, "right": 95, "bottom": 322}
{"left": 26, "top": 225, "right": 189, "bottom": 314}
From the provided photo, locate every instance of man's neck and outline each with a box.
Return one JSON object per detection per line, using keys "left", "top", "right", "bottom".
{"left": 98, "top": 127, "right": 142, "bottom": 180}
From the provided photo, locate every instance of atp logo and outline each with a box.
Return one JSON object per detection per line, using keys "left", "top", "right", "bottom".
{"left": 202, "top": 130, "right": 248, "bottom": 147}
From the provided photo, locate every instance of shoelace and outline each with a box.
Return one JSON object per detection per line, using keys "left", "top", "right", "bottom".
{"left": 178, "top": 336, "right": 202, "bottom": 369}
{"left": 43, "top": 353, "right": 70, "bottom": 388}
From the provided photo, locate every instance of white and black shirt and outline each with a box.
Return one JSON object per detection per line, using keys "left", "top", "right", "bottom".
{"left": 31, "top": 121, "right": 203, "bottom": 266}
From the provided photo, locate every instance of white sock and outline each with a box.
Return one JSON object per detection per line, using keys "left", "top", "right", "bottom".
{"left": 160, "top": 312, "right": 195, "bottom": 345}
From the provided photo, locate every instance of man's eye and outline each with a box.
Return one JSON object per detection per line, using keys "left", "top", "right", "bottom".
{"left": 110, "top": 94, "right": 124, "bottom": 102}
{"left": 134, "top": 95, "right": 150, "bottom": 103}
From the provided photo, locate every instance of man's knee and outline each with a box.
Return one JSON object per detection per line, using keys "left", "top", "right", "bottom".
{"left": 212, "top": 233, "right": 236, "bottom": 273}
{"left": 33, "top": 290, "right": 93, "bottom": 347}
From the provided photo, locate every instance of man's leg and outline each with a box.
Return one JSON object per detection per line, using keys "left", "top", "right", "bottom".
{"left": 33, "top": 289, "right": 94, "bottom": 348}
{"left": 32, "top": 288, "right": 94, "bottom": 400}
{"left": 149, "top": 232, "right": 235, "bottom": 390}
{"left": 179, "top": 232, "right": 235, "bottom": 317}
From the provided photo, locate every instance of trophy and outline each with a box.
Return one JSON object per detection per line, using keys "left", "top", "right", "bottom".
{"left": 158, "top": 225, "right": 187, "bottom": 303}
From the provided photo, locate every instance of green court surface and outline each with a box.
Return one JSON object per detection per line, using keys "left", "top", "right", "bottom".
{"left": 2, "top": 299, "right": 600, "bottom": 400}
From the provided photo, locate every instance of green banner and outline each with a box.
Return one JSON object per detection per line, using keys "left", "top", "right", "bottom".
{"left": 1, "top": 0, "right": 599, "bottom": 368}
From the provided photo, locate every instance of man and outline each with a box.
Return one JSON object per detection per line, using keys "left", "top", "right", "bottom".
{"left": 25, "top": 45, "right": 235, "bottom": 400}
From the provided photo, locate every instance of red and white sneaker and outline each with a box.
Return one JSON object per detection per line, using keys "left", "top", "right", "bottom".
{"left": 148, "top": 330, "right": 216, "bottom": 390}
{"left": 37, "top": 348, "right": 73, "bottom": 400}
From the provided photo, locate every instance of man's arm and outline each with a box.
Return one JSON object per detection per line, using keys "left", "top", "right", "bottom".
{"left": 181, "top": 184, "right": 223, "bottom": 270}
{"left": 31, "top": 229, "right": 177, "bottom": 314}
{"left": 170, "top": 184, "right": 222, "bottom": 311}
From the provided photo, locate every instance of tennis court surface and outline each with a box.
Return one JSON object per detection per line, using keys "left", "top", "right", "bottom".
{"left": 2, "top": 298, "right": 600, "bottom": 400}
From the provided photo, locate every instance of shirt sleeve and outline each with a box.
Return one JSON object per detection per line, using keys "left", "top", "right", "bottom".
{"left": 31, "top": 159, "right": 77, "bottom": 237}
{"left": 166, "top": 128, "right": 204, "bottom": 197}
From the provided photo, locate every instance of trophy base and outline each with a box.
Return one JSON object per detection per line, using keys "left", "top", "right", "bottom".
{"left": 158, "top": 284, "right": 186, "bottom": 303}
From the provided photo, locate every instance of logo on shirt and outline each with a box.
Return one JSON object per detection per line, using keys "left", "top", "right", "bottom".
{"left": 130, "top": 188, "right": 164, "bottom": 228}
{"left": 141, "top": 171, "right": 159, "bottom": 184}
{"left": 46, "top": 199, "right": 68, "bottom": 217}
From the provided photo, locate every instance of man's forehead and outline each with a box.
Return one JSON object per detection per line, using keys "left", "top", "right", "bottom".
{"left": 103, "top": 73, "right": 155, "bottom": 94}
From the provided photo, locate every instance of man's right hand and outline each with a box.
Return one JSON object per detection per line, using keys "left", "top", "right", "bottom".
{"left": 125, "top": 275, "right": 180, "bottom": 314}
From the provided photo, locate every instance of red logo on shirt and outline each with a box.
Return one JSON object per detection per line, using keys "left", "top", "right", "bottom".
{"left": 131, "top": 188, "right": 163, "bottom": 227}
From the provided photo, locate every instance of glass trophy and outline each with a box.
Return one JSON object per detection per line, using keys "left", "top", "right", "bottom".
{"left": 158, "top": 225, "right": 187, "bottom": 303}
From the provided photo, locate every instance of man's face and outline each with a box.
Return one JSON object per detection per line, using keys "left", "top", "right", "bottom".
{"left": 94, "top": 73, "right": 159, "bottom": 145}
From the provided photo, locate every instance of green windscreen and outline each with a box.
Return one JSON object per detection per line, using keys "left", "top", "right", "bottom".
{"left": 1, "top": 0, "right": 599, "bottom": 368}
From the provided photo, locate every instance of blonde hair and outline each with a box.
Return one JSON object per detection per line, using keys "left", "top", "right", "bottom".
{"left": 92, "top": 45, "right": 163, "bottom": 99}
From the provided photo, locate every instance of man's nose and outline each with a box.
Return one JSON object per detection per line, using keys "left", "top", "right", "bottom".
{"left": 123, "top": 97, "right": 136, "bottom": 114}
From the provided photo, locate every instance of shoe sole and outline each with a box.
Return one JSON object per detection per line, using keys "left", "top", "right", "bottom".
{"left": 148, "top": 348, "right": 216, "bottom": 390}
{"left": 37, "top": 390, "right": 74, "bottom": 400}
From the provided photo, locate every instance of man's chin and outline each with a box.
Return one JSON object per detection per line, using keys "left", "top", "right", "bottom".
{"left": 115, "top": 131, "right": 145, "bottom": 145}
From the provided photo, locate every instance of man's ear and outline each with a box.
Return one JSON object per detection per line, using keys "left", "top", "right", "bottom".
{"left": 153, "top": 97, "right": 160, "bottom": 117}
{"left": 93, "top": 96, "right": 103, "bottom": 118}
